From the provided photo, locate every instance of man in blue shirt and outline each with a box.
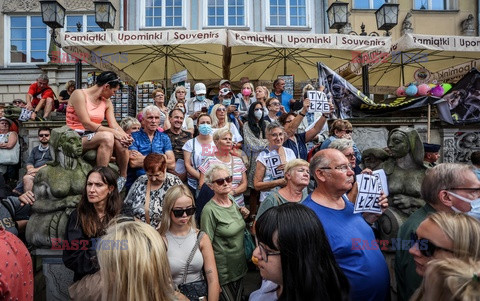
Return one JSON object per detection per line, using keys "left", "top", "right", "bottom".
{"left": 270, "top": 78, "right": 293, "bottom": 112}
{"left": 303, "top": 149, "right": 390, "bottom": 301}
{"left": 127, "top": 105, "right": 175, "bottom": 190}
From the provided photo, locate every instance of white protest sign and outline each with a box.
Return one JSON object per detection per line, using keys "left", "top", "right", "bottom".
{"left": 307, "top": 90, "right": 329, "bottom": 113}
{"left": 354, "top": 169, "right": 388, "bottom": 214}
{"left": 266, "top": 154, "right": 284, "bottom": 179}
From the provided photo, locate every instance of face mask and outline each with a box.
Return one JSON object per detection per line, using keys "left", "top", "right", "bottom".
{"left": 198, "top": 124, "right": 212, "bottom": 135}
{"left": 254, "top": 110, "right": 263, "bottom": 120}
{"left": 222, "top": 98, "right": 231, "bottom": 106}
{"left": 178, "top": 107, "right": 185, "bottom": 113}
{"left": 196, "top": 95, "right": 205, "bottom": 101}
{"left": 242, "top": 89, "right": 251, "bottom": 97}
{"left": 447, "top": 191, "right": 480, "bottom": 219}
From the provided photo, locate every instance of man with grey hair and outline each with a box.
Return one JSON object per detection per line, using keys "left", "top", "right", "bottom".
{"left": 26, "top": 74, "right": 55, "bottom": 120}
{"left": 127, "top": 105, "right": 175, "bottom": 190}
{"left": 303, "top": 149, "right": 390, "bottom": 301}
{"left": 395, "top": 163, "right": 480, "bottom": 301}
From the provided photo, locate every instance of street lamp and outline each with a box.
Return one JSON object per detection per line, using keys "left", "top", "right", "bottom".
{"left": 375, "top": 1, "right": 400, "bottom": 36}
{"left": 40, "top": 0, "right": 66, "bottom": 47}
{"left": 326, "top": 1, "right": 349, "bottom": 33}
{"left": 94, "top": 1, "right": 117, "bottom": 30}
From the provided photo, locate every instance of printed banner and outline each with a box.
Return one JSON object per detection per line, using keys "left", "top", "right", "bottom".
{"left": 391, "top": 33, "right": 480, "bottom": 52}
{"left": 443, "top": 68, "right": 480, "bottom": 124}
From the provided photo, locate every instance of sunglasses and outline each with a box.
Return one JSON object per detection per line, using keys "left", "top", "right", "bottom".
{"left": 212, "top": 176, "right": 233, "bottom": 185}
{"left": 343, "top": 130, "right": 353, "bottom": 134}
{"left": 172, "top": 207, "right": 196, "bottom": 218}
{"left": 217, "top": 108, "right": 227, "bottom": 112}
{"left": 411, "top": 232, "right": 453, "bottom": 257}
{"left": 39, "top": 134, "right": 50, "bottom": 137}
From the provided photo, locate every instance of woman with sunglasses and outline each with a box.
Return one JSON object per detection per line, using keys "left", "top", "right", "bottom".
{"left": 124, "top": 153, "right": 182, "bottom": 229}
{"left": 251, "top": 203, "right": 350, "bottom": 301}
{"left": 278, "top": 98, "right": 329, "bottom": 161}
{"left": 264, "top": 97, "right": 285, "bottom": 123}
{"left": 320, "top": 120, "right": 361, "bottom": 167}
{"left": 159, "top": 184, "right": 220, "bottom": 301}
{"left": 201, "top": 164, "right": 249, "bottom": 301}
{"left": 210, "top": 104, "right": 243, "bottom": 148}
{"left": 66, "top": 71, "right": 133, "bottom": 191}
{"left": 409, "top": 212, "right": 480, "bottom": 300}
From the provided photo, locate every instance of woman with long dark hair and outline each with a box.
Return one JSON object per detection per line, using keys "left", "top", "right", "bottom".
{"left": 251, "top": 203, "right": 350, "bottom": 301}
{"left": 63, "top": 166, "right": 123, "bottom": 299}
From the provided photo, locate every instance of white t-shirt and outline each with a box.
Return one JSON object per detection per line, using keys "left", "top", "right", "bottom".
{"left": 256, "top": 147, "right": 296, "bottom": 202}
{"left": 212, "top": 123, "right": 243, "bottom": 144}
{"left": 182, "top": 137, "right": 217, "bottom": 189}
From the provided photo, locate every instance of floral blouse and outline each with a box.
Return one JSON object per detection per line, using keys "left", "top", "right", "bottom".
{"left": 124, "top": 173, "right": 183, "bottom": 228}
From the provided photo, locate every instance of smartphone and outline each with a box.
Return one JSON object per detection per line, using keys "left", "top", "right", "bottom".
{"left": 233, "top": 103, "right": 239, "bottom": 111}
{"left": 201, "top": 107, "right": 208, "bottom": 113}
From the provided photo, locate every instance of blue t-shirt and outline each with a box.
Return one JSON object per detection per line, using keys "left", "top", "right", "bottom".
{"left": 283, "top": 132, "right": 307, "bottom": 160}
{"left": 303, "top": 195, "right": 389, "bottom": 301}
{"left": 269, "top": 91, "right": 293, "bottom": 112}
{"left": 127, "top": 128, "right": 173, "bottom": 187}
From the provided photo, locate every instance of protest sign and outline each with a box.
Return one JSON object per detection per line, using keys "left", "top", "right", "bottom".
{"left": 354, "top": 169, "right": 388, "bottom": 214}
{"left": 307, "top": 90, "right": 329, "bottom": 113}
{"left": 265, "top": 154, "right": 284, "bottom": 179}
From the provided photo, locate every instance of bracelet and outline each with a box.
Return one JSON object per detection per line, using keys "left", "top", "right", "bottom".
{"left": 95, "top": 125, "right": 102, "bottom": 132}
{"left": 299, "top": 112, "right": 306, "bottom": 117}
{"left": 322, "top": 113, "right": 329, "bottom": 118}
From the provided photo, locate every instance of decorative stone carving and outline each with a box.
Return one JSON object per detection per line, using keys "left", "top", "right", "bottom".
{"left": 454, "top": 131, "right": 480, "bottom": 162}
{"left": 401, "top": 12, "right": 414, "bottom": 35}
{"left": 352, "top": 127, "right": 389, "bottom": 153}
{"left": 461, "top": 14, "right": 476, "bottom": 36}
{"left": 2, "top": 0, "right": 40, "bottom": 12}
{"left": 66, "top": 0, "right": 94, "bottom": 11}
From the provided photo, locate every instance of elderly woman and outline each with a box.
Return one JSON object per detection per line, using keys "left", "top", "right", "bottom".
{"left": 168, "top": 85, "right": 188, "bottom": 111}
{"left": 152, "top": 88, "right": 170, "bottom": 130}
{"left": 159, "top": 185, "right": 220, "bottom": 300}
{"left": 409, "top": 212, "right": 480, "bottom": 301}
{"left": 256, "top": 159, "right": 310, "bottom": 219}
{"left": 124, "top": 153, "right": 182, "bottom": 228}
{"left": 210, "top": 104, "right": 243, "bottom": 147}
{"left": 119, "top": 116, "right": 141, "bottom": 135}
{"left": 0, "top": 117, "right": 19, "bottom": 176}
{"left": 198, "top": 128, "right": 247, "bottom": 206}
{"left": 278, "top": 99, "right": 329, "bottom": 161}
{"left": 264, "top": 97, "right": 286, "bottom": 123}
{"left": 201, "top": 164, "right": 249, "bottom": 301}
{"left": 63, "top": 166, "right": 123, "bottom": 288}
{"left": 320, "top": 119, "right": 361, "bottom": 163}
{"left": 254, "top": 122, "right": 296, "bottom": 203}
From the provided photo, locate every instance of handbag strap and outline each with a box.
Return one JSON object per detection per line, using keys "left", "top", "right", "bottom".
{"left": 181, "top": 231, "right": 205, "bottom": 284}
{"left": 192, "top": 137, "right": 197, "bottom": 170}
{"left": 144, "top": 180, "right": 151, "bottom": 225}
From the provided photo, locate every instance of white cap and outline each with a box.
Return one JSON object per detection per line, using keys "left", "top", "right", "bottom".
{"left": 194, "top": 83, "right": 206, "bottom": 94}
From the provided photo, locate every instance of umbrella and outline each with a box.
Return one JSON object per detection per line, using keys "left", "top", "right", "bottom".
{"left": 226, "top": 30, "right": 391, "bottom": 82}
{"left": 59, "top": 29, "right": 228, "bottom": 85}
{"left": 346, "top": 33, "right": 480, "bottom": 91}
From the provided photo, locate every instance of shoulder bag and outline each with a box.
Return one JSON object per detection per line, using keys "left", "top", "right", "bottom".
{"left": 0, "top": 133, "right": 19, "bottom": 165}
{"left": 177, "top": 231, "right": 208, "bottom": 301}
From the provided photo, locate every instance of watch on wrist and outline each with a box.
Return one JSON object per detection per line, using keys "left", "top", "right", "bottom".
{"left": 299, "top": 112, "right": 306, "bottom": 117}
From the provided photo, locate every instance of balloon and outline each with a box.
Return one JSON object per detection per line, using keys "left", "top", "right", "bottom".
{"left": 417, "top": 83, "right": 430, "bottom": 96}
{"left": 396, "top": 86, "right": 406, "bottom": 97}
{"left": 430, "top": 85, "right": 445, "bottom": 97}
{"left": 428, "top": 83, "right": 436, "bottom": 89}
{"left": 441, "top": 83, "right": 452, "bottom": 94}
{"left": 405, "top": 83, "right": 418, "bottom": 96}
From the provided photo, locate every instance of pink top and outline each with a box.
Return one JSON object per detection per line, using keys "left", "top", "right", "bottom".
{"left": 66, "top": 90, "right": 107, "bottom": 132}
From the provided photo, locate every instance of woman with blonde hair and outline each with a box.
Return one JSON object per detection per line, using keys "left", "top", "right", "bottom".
{"left": 210, "top": 104, "right": 243, "bottom": 146}
{"left": 420, "top": 257, "right": 480, "bottom": 301}
{"left": 237, "top": 82, "right": 255, "bottom": 119}
{"left": 119, "top": 116, "right": 141, "bottom": 135}
{"left": 168, "top": 85, "right": 188, "bottom": 111}
{"left": 159, "top": 184, "right": 220, "bottom": 300}
{"left": 410, "top": 212, "right": 480, "bottom": 300}
{"left": 98, "top": 219, "right": 188, "bottom": 301}
{"left": 254, "top": 86, "right": 270, "bottom": 109}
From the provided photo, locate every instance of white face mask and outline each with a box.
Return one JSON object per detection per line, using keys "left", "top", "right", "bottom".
{"left": 447, "top": 191, "right": 480, "bottom": 219}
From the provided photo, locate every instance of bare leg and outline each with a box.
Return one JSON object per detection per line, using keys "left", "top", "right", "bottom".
{"left": 43, "top": 97, "right": 54, "bottom": 118}
{"left": 82, "top": 132, "right": 114, "bottom": 166}
{"left": 35, "top": 98, "right": 46, "bottom": 114}
{"left": 113, "top": 139, "right": 129, "bottom": 178}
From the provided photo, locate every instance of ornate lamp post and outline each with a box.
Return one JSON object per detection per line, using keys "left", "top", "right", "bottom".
{"left": 326, "top": 1, "right": 349, "bottom": 33}
{"left": 40, "top": 0, "right": 65, "bottom": 48}
{"left": 94, "top": 1, "right": 117, "bottom": 30}
{"left": 375, "top": 1, "right": 400, "bottom": 36}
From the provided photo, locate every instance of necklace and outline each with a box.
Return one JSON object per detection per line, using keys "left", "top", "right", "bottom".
{"left": 167, "top": 230, "right": 192, "bottom": 247}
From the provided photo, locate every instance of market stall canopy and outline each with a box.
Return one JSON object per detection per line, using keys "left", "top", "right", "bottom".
{"left": 59, "top": 29, "right": 228, "bottom": 84}
{"left": 226, "top": 30, "right": 391, "bottom": 82}
{"left": 345, "top": 33, "right": 480, "bottom": 92}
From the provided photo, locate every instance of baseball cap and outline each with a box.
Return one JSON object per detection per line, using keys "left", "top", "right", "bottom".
{"left": 219, "top": 88, "right": 234, "bottom": 97}
{"left": 219, "top": 79, "right": 230, "bottom": 86}
{"left": 194, "top": 83, "right": 206, "bottom": 95}
{"left": 0, "top": 117, "right": 13, "bottom": 126}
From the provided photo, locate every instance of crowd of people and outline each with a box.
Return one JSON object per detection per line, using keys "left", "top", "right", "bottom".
{"left": 1, "top": 70, "right": 480, "bottom": 301}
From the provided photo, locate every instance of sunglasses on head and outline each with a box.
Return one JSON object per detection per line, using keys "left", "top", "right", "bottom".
{"left": 172, "top": 207, "right": 196, "bottom": 218}
{"left": 411, "top": 232, "right": 453, "bottom": 257}
{"left": 212, "top": 176, "right": 233, "bottom": 185}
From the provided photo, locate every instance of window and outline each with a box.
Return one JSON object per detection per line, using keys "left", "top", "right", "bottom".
{"left": 65, "top": 15, "right": 102, "bottom": 32}
{"left": 144, "top": 0, "right": 183, "bottom": 27}
{"left": 414, "top": 0, "right": 456, "bottom": 10}
{"left": 353, "top": 0, "right": 387, "bottom": 9}
{"left": 9, "top": 16, "right": 48, "bottom": 63}
{"left": 207, "top": 0, "right": 245, "bottom": 27}
{"left": 268, "top": 0, "right": 308, "bottom": 27}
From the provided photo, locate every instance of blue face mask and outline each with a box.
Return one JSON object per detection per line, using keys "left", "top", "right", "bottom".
{"left": 447, "top": 191, "right": 480, "bottom": 219}
{"left": 197, "top": 95, "right": 205, "bottom": 101}
{"left": 198, "top": 124, "right": 212, "bottom": 135}
{"left": 222, "top": 98, "right": 232, "bottom": 106}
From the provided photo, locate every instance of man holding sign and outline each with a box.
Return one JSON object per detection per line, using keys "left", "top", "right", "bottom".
{"left": 304, "top": 149, "right": 389, "bottom": 301}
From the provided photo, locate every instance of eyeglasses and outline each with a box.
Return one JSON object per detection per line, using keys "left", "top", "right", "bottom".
{"left": 155, "top": 94, "right": 164, "bottom": 98}
{"left": 217, "top": 108, "right": 227, "bottom": 112}
{"left": 212, "top": 176, "right": 233, "bottom": 185}
{"left": 39, "top": 134, "right": 50, "bottom": 137}
{"left": 411, "top": 232, "right": 453, "bottom": 257}
{"left": 270, "top": 102, "right": 280, "bottom": 106}
{"left": 256, "top": 238, "right": 281, "bottom": 263}
{"left": 447, "top": 187, "right": 480, "bottom": 192}
{"left": 344, "top": 153, "right": 356, "bottom": 159}
{"left": 172, "top": 207, "right": 196, "bottom": 218}
{"left": 319, "top": 164, "right": 353, "bottom": 173}
{"left": 342, "top": 129, "right": 353, "bottom": 134}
